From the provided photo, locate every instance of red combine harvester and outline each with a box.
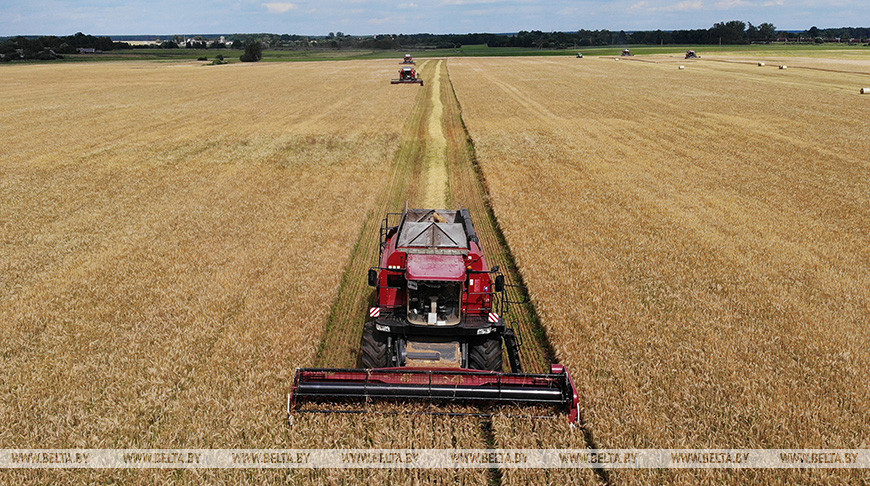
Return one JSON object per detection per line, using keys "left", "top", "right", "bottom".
{"left": 401, "top": 53, "right": 416, "bottom": 64}
{"left": 289, "top": 207, "right": 580, "bottom": 424}
{"left": 391, "top": 66, "right": 424, "bottom": 85}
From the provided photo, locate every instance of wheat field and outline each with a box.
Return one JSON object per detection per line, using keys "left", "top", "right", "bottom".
{"left": 0, "top": 60, "right": 490, "bottom": 484}
{"left": 449, "top": 55, "right": 870, "bottom": 484}
{"left": 2, "top": 52, "right": 869, "bottom": 485}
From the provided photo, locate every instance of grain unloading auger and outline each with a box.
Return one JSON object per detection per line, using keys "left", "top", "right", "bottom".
{"left": 289, "top": 207, "right": 580, "bottom": 424}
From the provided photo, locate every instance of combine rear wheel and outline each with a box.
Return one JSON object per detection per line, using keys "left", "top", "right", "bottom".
{"left": 468, "top": 338, "right": 503, "bottom": 371}
{"left": 360, "top": 323, "right": 389, "bottom": 368}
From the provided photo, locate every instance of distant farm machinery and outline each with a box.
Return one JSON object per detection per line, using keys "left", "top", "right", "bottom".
{"left": 392, "top": 66, "right": 424, "bottom": 85}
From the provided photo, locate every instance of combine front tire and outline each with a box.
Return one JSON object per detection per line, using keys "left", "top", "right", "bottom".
{"left": 360, "top": 323, "right": 389, "bottom": 368}
{"left": 468, "top": 338, "right": 503, "bottom": 371}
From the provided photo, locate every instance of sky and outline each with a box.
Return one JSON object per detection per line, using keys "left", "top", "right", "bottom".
{"left": 0, "top": 0, "right": 867, "bottom": 36}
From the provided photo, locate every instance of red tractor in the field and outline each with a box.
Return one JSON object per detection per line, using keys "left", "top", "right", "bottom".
{"left": 685, "top": 50, "right": 699, "bottom": 59}
{"left": 401, "top": 53, "right": 415, "bottom": 64}
{"left": 289, "top": 207, "right": 579, "bottom": 424}
{"left": 391, "top": 66, "right": 424, "bottom": 85}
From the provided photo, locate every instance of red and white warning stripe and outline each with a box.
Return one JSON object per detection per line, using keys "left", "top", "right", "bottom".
{"left": 488, "top": 312, "right": 499, "bottom": 323}
{"left": 369, "top": 307, "right": 380, "bottom": 318}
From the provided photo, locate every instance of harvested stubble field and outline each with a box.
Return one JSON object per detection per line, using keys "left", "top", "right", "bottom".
{"left": 449, "top": 55, "right": 870, "bottom": 484}
{"left": 0, "top": 60, "right": 490, "bottom": 484}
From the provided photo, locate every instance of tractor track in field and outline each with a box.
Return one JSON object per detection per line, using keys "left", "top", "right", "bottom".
{"left": 438, "top": 62, "right": 554, "bottom": 374}
{"left": 311, "top": 59, "right": 606, "bottom": 485}
{"left": 313, "top": 60, "right": 433, "bottom": 367}
{"left": 313, "top": 58, "right": 557, "bottom": 372}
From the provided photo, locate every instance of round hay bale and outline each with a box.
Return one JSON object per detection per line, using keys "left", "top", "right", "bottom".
{"left": 861, "top": 88, "right": 869, "bottom": 94}
{"left": 758, "top": 62, "right": 765, "bottom": 66}
{"left": 779, "top": 65, "right": 787, "bottom": 69}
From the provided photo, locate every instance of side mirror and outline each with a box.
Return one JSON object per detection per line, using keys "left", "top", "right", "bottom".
{"left": 368, "top": 269, "right": 378, "bottom": 287}
{"left": 494, "top": 275, "right": 505, "bottom": 292}
{"left": 490, "top": 265, "right": 500, "bottom": 273}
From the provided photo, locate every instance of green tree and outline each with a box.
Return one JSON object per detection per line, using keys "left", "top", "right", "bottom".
{"left": 746, "top": 22, "right": 759, "bottom": 42}
{"left": 710, "top": 20, "right": 747, "bottom": 44}
{"left": 240, "top": 41, "right": 262, "bottom": 62}
{"left": 758, "top": 23, "right": 777, "bottom": 42}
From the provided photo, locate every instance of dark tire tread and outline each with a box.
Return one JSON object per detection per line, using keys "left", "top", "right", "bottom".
{"left": 360, "top": 323, "right": 388, "bottom": 368}
{"left": 468, "top": 338, "right": 503, "bottom": 371}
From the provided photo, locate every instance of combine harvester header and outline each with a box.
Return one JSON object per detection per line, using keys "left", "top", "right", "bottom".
{"left": 291, "top": 365, "right": 579, "bottom": 423}
{"left": 289, "top": 207, "right": 580, "bottom": 424}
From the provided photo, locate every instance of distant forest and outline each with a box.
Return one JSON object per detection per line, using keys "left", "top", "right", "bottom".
{"left": 331, "top": 23, "right": 870, "bottom": 50}
{"left": 228, "top": 23, "right": 869, "bottom": 50}
{"left": 1, "top": 32, "right": 117, "bottom": 60}
{"left": 2, "top": 23, "right": 869, "bottom": 61}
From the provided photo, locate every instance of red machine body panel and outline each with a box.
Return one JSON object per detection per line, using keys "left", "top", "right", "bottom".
{"left": 406, "top": 254, "right": 466, "bottom": 280}
{"left": 376, "top": 212, "right": 495, "bottom": 318}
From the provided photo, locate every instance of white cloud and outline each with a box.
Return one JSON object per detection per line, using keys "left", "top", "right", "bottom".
{"left": 631, "top": 0, "right": 704, "bottom": 12}
{"left": 658, "top": 1, "right": 704, "bottom": 12}
{"left": 368, "top": 16, "right": 406, "bottom": 24}
{"left": 466, "top": 8, "right": 499, "bottom": 15}
{"left": 715, "top": 0, "right": 784, "bottom": 7}
{"left": 398, "top": 2, "right": 418, "bottom": 8}
{"left": 440, "top": 0, "right": 501, "bottom": 5}
{"left": 263, "top": 2, "right": 296, "bottom": 13}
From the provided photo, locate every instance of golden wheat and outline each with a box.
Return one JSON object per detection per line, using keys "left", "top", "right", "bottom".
{"left": 449, "top": 54, "right": 870, "bottom": 485}
{"left": 0, "top": 59, "right": 488, "bottom": 484}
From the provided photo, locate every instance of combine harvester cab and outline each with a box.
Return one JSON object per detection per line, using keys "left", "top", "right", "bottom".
{"left": 391, "top": 66, "right": 424, "bottom": 86}
{"left": 290, "top": 207, "right": 580, "bottom": 424}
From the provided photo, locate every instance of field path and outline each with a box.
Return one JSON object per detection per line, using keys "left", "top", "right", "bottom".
{"left": 308, "top": 59, "right": 602, "bottom": 485}
{"left": 420, "top": 60, "right": 449, "bottom": 208}
{"left": 313, "top": 59, "right": 565, "bottom": 377}
{"left": 313, "top": 60, "right": 433, "bottom": 367}
{"left": 439, "top": 63, "right": 555, "bottom": 375}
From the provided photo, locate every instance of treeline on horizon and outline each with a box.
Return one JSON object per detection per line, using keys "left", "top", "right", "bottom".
{"left": 0, "top": 32, "right": 119, "bottom": 60}
{"left": 363, "top": 23, "right": 870, "bottom": 49}
{"left": 226, "top": 23, "right": 870, "bottom": 50}
{"left": 2, "top": 23, "right": 869, "bottom": 62}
